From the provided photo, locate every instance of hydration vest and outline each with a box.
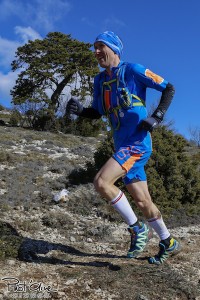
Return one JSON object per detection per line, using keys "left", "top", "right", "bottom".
{"left": 100, "top": 63, "right": 145, "bottom": 130}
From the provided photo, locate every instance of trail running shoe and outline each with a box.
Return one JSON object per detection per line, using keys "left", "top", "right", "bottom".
{"left": 148, "top": 238, "right": 181, "bottom": 265}
{"left": 127, "top": 222, "right": 150, "bottom": 258}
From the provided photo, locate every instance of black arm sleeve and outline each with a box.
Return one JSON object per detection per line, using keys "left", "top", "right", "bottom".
{"left": 152, "top": 82, "right": 175, "bottom": 122}
{"left": 79, "top": 107, "right": 102, "bottom": 119}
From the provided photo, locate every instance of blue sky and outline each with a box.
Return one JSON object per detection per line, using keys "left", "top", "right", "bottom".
{"left": 0, "top": 0, "right": 199, "bottom": 139}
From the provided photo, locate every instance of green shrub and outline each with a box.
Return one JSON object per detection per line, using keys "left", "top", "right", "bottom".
{"left": 42, "top": 211, "right": 74, "bottom": 228}
{"left": 9, "top": 109, "right": 22, "bottom": 126}
{"left": 0, "top": 221, "right": 23, "bottom": 260}
{"left": 68, "top": 126, "right": 200, "bottom": 217}
{"left": 60, "top": 116, "right": 103, "bottom": 137}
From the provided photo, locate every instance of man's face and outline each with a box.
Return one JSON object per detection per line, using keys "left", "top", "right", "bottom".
{"left": 94, "top": 42, "right": 116, "bottom": 68}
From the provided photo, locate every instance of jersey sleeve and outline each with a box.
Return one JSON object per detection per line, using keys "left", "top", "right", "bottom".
{"left": 129, "top": 63, "right": 168, "bottom": 92}
{"left": 92, "top": 73, "right": 105, "bottom": 115}
{"left": 92, "top": 74, "right": 101, "bottom": 111}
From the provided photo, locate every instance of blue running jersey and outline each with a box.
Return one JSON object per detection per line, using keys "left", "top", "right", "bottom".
{"left": 92, "top": 61, "right": 168, "bottom": 153}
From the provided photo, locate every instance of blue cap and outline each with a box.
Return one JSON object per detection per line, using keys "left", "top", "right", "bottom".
{"left": 94, "top": 31, "right": 123, "bottom": 57}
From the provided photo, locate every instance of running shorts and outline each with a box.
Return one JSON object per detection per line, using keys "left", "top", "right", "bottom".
{"left": 113, "top": 146, "right": 152, "bottom": 185}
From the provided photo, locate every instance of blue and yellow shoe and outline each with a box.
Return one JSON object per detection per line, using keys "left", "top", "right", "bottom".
{"left": 127, "top": 222, "right": 150, "bottom": 258}
{"left": 148, "top": 238, "right": 181, "bottom": 265}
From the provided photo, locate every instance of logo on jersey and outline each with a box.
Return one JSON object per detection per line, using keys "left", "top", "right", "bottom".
{"left": 145, "top": 69, "right": 164, "bottom": 84}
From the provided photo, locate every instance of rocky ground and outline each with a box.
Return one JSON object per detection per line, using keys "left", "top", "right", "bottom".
{"left": 0, "top": 126, "right": 199, "bottom": 300}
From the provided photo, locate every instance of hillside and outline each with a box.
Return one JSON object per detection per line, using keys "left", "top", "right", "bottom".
{"left": 0, "top": 125, "right": 199, "bottom": 300}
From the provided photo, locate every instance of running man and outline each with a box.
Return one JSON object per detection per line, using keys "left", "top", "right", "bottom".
{"left": 66, "top": 31, "right": 180, "bottom": 264}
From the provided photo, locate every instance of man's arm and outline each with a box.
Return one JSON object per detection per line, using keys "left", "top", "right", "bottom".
{"left": 140, "top": 83, "right": 175, "bottom": 131}
{"left": 152, "top": 83, "right": 175, "bottom": 121}
{"left": 66, "top": 98, "right": 101, "bottom": 119}
{"left": 79, "top": 107, "right": 101, "bottom": 119}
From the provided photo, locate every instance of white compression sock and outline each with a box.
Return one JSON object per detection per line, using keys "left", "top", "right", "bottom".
{"left": 147, "top": 215, "right": 170, "bottom": 240}
{"left": 111, "top": 191, "right": 137, "bottom": 226}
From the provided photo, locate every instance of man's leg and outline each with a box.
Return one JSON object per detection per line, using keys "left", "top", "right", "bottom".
{"left": 126, "top": 181, "right": 170, "bottom": 239}
{"left": 126, "top": 181, "right": 181, "bottom": 263}
{"left": 93, "top": 158, "right": 149, "bottom": 257}
{"left": 93, "top": 157, "right": 138, "bottom": 226}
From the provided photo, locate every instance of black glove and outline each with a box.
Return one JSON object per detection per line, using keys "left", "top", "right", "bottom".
{"left": 139, "top": 107, "right": 165, "bottom": 132}
{"left": 139, "top": 116, "right": 159, "bottom": 132}
{"left": 66, "top": 98, "right": 83, "bottom": 115}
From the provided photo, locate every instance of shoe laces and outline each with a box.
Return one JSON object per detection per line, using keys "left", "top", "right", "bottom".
{"left": 128, "top": 226, "right": 139, "bottom": 246}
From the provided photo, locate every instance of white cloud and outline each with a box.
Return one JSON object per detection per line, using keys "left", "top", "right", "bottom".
{"left": 102, "top": 16, "right": 126, "bottom": 31}
{"left": 0, "top": 37, "right": 20, "bottom": 69}
{"left": 0, "top": 26, "right": 42, "bottom": 70}
{"left": 33, "top": 0, "right": 71, "bottom": 31}
{"left": 15, "top": 26, "right": 42, "bottom": 44}
{"left": 0, "top": 70, "right": 19, "bottom": 106}
{"left": 0, "top": 26, "right": 42, "bottom": 106}
{"left": 0, "top": 0, "right": 71, "bottom": 31}
{"left": 0, "top": 70, "right": 18, "bottom": 93}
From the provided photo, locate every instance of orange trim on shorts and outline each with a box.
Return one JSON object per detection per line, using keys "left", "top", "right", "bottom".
{"left": 122, "top": 153, "right": 142, "bottom": 172}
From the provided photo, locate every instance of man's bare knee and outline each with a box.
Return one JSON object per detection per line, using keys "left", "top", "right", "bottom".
{"left": 93, "top": 174, "right": 107, "bottom": 194}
